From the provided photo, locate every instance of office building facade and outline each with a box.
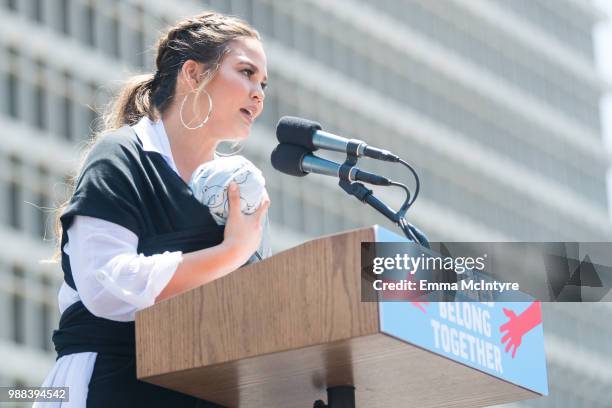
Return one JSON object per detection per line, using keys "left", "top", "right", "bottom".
{"left": 0, "top": 0, "right": 610, "bottom": 406}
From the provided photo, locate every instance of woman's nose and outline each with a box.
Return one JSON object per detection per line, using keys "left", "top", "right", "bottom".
{"left": 251, "top": 84, "right": 265, "bottom": 102}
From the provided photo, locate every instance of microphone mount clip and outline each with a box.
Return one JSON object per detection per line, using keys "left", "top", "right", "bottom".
{"left": 338, "top": 140, "right": 362, "bottom": 182}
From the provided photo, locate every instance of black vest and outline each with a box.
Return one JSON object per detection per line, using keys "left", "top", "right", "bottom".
{"left": 53, "top": 126, "right": 225, "bottom": 358}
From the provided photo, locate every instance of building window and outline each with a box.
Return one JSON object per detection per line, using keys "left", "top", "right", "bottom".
{"left": 7, "top": 72, "right": 18, "bottom": 119}
{"left": 62, "top": 95, "right": 73, "bottom": 141}
{"left": 60, "top": 0, "right": 70, "bottom": 35}
{"left": 8, "top": 156, "right": 21, "bottom": 230}
{"left": 111, "top": 15, "right": 120, "bottom": 58}
{"left": 268, "top": 185, "right": 282, "bottom": 225}
{"left": 34, "top": 83, "right": 46, "bottom": 130}
{"left": 40, "top": 275, "right": 53, "bottom": 351}
{"left": 88, "top": 106, "right": 98, "bottom": 134}
{"left": 37, "top": 167, "right": 50, "bottom": 239}
{"left": 11, "top": 266, "right": 25, "bottom": 345}
{"left": 124, "top": 8, "right": 146, "bottom": 68}
{"left": 61, "top": 72, "right": 73, "bottom": 141}
{"left": 13, "top": 379, "right": 26, "bottom": 388}
{"left": 36, "top": 189, "right": 50, "bottom": 239}
{"left": 32, "top": 61, "right": 48, "bottom": 129}
{"left": 84, "top": 2, "right": 96, "bottom": 46}
{"left": 32, "top": 0, "right": 43, "bottom": 22}
{"left": 99, "top": 11, "right": 122, "bottom": 59}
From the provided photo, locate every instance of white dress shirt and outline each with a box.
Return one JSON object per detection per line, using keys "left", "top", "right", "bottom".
{"left": 34, "top": 117, "right": 185, "bottom": 407}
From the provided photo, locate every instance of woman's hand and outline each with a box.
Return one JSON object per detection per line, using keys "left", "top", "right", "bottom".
{"left": 222, "top": 182, "right": 270, "bottom": 265}
{"left": 155, "top": 183, "right": 270, "bottom": 303}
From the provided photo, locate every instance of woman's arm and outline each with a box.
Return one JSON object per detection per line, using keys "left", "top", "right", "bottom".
{"left": 67, "top": 216, "right": 182, "bottom": 321}
{"left": 155, "top": 183, "right": 269, "bottom": 302}
{"left": 67, "top": 184, "right": 268, "bottom": 319}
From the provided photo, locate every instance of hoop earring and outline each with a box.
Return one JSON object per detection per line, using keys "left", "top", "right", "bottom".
{"left": 215, "top": 141, "right": 245, "bottom": 157}
{"left": 179, "top": 89, "right": 213, "bottom": 130}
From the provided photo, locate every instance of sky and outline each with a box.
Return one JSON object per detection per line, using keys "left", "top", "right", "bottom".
{"left": 592, "top": 0, "right": 612, "bottom": 219}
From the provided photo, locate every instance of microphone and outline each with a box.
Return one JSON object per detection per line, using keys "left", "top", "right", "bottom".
{"left": 276, "top": 116, "right": 400, "bottom": 162}
{"left": 271, "top": 144, "right": 392, "bottom": 186}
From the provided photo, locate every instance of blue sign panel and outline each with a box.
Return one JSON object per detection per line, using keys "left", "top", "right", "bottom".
{"left": 374, "top": 226, "right": 548, "bottom": 395}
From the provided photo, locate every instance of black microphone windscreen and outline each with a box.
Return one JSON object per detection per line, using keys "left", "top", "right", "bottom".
{"left": 276, "top": 116, "right": 322, "bottom": 151}
{"left": 270, "top": 143, "right": 311, "bottom": 177}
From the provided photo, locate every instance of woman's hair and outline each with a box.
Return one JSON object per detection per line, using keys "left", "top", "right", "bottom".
{"left": 106, "top": 11, "right": 260, "bottom": 129}
{"left": 51, "top": 11, "right": 260, "bottom": 261}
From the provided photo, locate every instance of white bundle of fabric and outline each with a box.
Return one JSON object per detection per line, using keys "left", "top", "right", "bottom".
{"left": 189, "top": 155, "right": 271, "bottom": 262}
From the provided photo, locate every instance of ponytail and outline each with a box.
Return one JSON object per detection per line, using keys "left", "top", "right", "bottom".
{"left": 103, "top": 73, "right": 157, "bottom": 130}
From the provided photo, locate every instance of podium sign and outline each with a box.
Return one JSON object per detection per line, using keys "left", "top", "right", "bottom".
{"left": 374, "top": 227, "right": 548, "bottom": 396}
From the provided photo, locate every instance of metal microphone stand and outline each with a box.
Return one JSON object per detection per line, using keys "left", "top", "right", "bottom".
{"left": 337, "top": 141, "right": 429, "bottom": 248}
{"left": 338, "top": 179, "right": 429, "bottom": 247}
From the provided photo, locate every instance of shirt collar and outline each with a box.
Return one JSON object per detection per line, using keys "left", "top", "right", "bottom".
{"left": 132, "top": 116, "right": 179, "bottom": 174}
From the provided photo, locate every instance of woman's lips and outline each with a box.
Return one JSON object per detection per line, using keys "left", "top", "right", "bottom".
{"left": 240, "top": 109, "right": 253, "bottom": 124}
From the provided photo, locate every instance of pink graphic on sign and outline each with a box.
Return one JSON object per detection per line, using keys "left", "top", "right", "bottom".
{"left": 381, "top": 270, "right": 429, "bottom": 314}
{"left": 410, "top": 300, "right": 429, "bottom": 314}
{"left": 499, "top": 301, "right": 542, "bottom": 358}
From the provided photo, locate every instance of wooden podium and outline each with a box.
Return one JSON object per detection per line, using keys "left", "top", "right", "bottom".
{"left": 135, "top": 227, "right": 542, "bottom": 407}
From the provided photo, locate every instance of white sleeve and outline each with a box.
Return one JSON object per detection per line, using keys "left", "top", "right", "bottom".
{"left": 66, "top": 215, "right": 183, "bottom": 322}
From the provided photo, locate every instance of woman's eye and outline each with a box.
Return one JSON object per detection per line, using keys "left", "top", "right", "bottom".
{"left": 242, "top": 68, "right": 267, "bottom": 91}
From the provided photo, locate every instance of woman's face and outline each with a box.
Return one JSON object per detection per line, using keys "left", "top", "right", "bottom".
{"left": 184, "top": 37, "right": 268, "bottom": 141}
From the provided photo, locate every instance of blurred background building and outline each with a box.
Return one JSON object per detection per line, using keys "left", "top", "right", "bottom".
{"left": 0, "top": 0, "right": 610, "bottom": 406}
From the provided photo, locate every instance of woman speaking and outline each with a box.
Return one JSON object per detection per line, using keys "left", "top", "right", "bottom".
{"left": 36, "top": 11, "right": 270, "bottom": 407}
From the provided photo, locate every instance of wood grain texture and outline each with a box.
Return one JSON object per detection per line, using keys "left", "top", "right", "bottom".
{"left": 136, "top": 227, "right": 539, "bottom": 407}
{"left": 136, "top": 227, "right": 379, "bottom": 376}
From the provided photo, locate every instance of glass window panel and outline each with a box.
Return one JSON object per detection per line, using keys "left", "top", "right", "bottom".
{"left": 11, "top": 266, "right": 25, "bottom": 344}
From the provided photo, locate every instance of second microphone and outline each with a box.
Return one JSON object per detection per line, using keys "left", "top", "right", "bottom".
{"left": 271, "top": 144, "right": 392, "bottom": 186}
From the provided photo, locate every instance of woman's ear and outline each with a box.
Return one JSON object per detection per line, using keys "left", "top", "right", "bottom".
{"left": 181, "top": 60, "right": 204, "bottom": 91}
